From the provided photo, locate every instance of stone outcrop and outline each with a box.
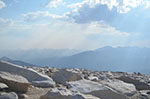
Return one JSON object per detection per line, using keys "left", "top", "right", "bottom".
{"left": 0, "top": 61, "right": 55, "bottom": 88}
{"left": 0, "top": 61, "right": 150, "bottom": 99}
{"left": 0, "top": 82, "right": 8, "bottom": 89}
{"left": 140, "top": 90, "right": 150, "bottom": 99}
{"left": 40, "top": 87, "right": 100, "bottom": 99}
{"left": 100, "top": 79, "right": 140, "bottom": 98}
{"left": 51, "top": 69, "right": 82, "bottom": 84}
{"left": 0, "top": 71, "right": 30, "bottom": 92}
{"left": 117, "top": 76, "right": 150, "bottom": 90}
{"left": 67, "top": 79, "right": 129, "bottom": 99}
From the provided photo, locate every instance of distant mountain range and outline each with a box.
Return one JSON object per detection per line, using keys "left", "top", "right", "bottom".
{"left": 0, "top": 49, "right": 82, "bottom": 64}
{"left": 0, "top": 56, "right": 36, "bottom": 66}
{"left": 33, "top": 46, "right": 150, "bottom": 74}
{"left": 1, "top": 46, "right": 150, "bottom": 74}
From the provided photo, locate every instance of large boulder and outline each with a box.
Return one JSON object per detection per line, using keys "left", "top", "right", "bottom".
{"left": 0, "top": 82, "right": 8, "bottom": 89}
{"left": 100, "top": 79, "right": 140, "bottom": 98}
{"left": 0, "top": 61, "right": 55, "bottom": 88}
{"left": 0, "top": 71, "right": 30, "bottom": 92}
{"left": 117, "top": 76, "right": 150, "bottom": 90}
{"left": 51, "top": 69, "right": 82, "bottom": 84}
{"left": 0, "top": 92, "right": 18, "bottom": 99}
{"left": 140, "top": 90, "right": 150, "bottom": 99}
{"left": 67, "top": 79, "right": 130, "bottom": 99}
{"left": 40, "top": 87, "right": 100, "bottom": 99}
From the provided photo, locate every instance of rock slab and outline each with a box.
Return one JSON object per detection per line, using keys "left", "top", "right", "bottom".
{"left": 117, "top": 76, "right": 150, "bottom": 90}
{"left": 0, "top": 71, "right": 30, "bottom": 92}
{"left": 67, "top": 79, "right": 129, "bottom": 99}
{"left": 0, "top": 61, "right": 55, "bottom": 88}
{"left": 51, "top": 69, "right": 82, "bottom": 84}
{"left": 100, "top": 79, "right": 140, "bottom": 98}
{"left": 40, "top": 87, "right": 100, "bottom": 99}
{"left": 0, "top": 82, "right": 8, "bottom": 89}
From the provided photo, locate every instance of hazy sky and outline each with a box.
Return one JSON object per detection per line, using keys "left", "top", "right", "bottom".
{"left": 0, "top": 0, "right": 150, "bottom": 50}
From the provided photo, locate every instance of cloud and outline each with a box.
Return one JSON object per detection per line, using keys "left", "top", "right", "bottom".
{"left": 0, "top": 17, "right": 130, "bottom": 50}
{"left": 1, "top": 0, "right": 150, "bottom": 50}
{"left": 0, "top": 18, "right": 14, "bottom": 35}
{"left": 46, "top": 0, "right": 65, "bottom": 8}
{"left": 0, "top": 18, "right": 13, "bottom": 27}
{"left": 68, "top": 0, "right": 150, "bottom": 13}
{"left": 81, "top": 22, "right": 129, "bottom": 36}
{"left": 0, "top": 0, "right": 5, "bottom": 9}
{"left": 22, "top": 11, "right": 66, "bottom": 22}
{"left": 68, "top": 0, "right": 100, "bottom": 9}
{"left": 22, "top": 21, "right": 130, "bottom": 50}
{"left": 67, "top": 4, "right": 119, "bottom": 23}
{"left": 100, "top": 0, "right": 144, "bottom": 13}
{"left": 66, "top": 0, "right": 150, "bottom": 35}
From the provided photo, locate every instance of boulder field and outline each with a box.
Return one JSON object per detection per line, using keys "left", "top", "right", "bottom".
{"left": 0, "top": 61, "right": 150, "bottom": 99}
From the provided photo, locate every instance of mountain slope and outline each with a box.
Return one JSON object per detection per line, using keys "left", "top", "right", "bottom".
{"left": 0, "top": 49, "right": 82, "bottom": 62}
{"left": 0, "top": 56, "right": 36, "bottom": 66}
{"left": 42, "top": 46, "right": 150, "bottom": 73}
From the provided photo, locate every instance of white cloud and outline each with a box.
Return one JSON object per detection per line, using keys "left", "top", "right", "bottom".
{"left": 100, "top": 0, "right": 118, "bottom": 9}
{"left": 117, "top": 0, "right": 144, "bottom": 13}
{"left": 22, "top": 11, "right": 64, "bottom": 18}
{"left": 1, "top": 0, "right": 150, "bottom": 50}
{"left": 0, "top": 18, "right": 14, "bottom": 28}
{"left": 68, "top": 0, "right": 150, "bottom": 13}
{"left": 66, "top": 0, "right": 150, "bottom": 34}
{"left": 100, "top": 0, "right": 144, "bottom": 13}
{"left": 0, "top": 0, "right": 5, "bottom": 9}
{"left": 81, "top": 22, "right": 130, "bottom": 36}
{"left": 46, "top": 0, "right": 65, "bottom": 8}
{"left": 68, "top": 0, "right": 101, "bottom": 11}
{"left": 22, "top": 21, "right": 129, "bottom": 50}
{"left": 144, "top": 1, "right": 150, "bottom": 8}
{"left": 0, "top": 17, "right": 130, "bottom": 50}
{"left": 22, "top": 11, "right": 66, "bottom": 22}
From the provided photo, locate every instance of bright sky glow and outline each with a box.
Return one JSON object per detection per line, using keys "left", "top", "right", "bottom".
{"left": 0, "top": 0, "right": 150, "bottom": 50}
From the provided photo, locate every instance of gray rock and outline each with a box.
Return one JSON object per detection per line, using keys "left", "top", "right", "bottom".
{"left": 67, "top": 79, "right": 129, "bottom": 99}
{"left": 0, "top": 61, "right": 55, "bottom": 88}
{"left": 0, "top": 71, "right": 30, "bottom": 92}
{"left": 117, "top": 76, "right": 150, "bottom": 90}
{"left": 87, "top": 75, "right": 99, "bottom": 81}
{"left": 0, "top": 92, "right": 18, "bottom": 99}
{"left": 100, "top": 79, "right": 140, "bottom": 98}
{"left": 40, "top": 87, "right": 100, "bottom": 99}
{"left": 32, "top": 80, "right": 55, "bottom": 88}
{"left": 0, "top": 82, "right": 8, "bottom": 89}
{"left": 139, "top": 90, "right": 150, "bottom": 99}
{"left": 51, "top": 69, "right": 82, "bottom": 84}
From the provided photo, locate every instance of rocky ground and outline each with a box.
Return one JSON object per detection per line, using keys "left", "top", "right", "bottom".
{"left": 0, "top": 61, "right": 150, "bottom": 99}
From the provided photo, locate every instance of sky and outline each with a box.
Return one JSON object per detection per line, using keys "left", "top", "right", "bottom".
{"left": 0, "top": 0, "right": 150, "bottom": 50}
